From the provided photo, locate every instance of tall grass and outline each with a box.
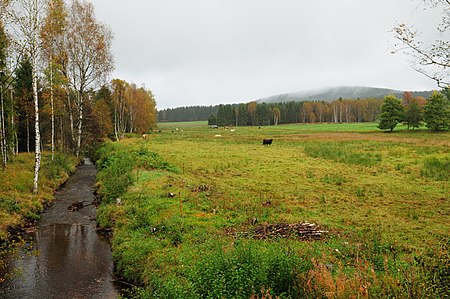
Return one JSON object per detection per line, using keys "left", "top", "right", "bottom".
{"left": 420, "top": 157, "right": 450, "bottom": 181}
{"left": 95, "top": 123, "right": 449, "bottom": 298}
{"left": 96, "top": 143, "right": 180, "bottom": 203}
{"left": 304, "top": 143, "right": 382, "bottom": 166}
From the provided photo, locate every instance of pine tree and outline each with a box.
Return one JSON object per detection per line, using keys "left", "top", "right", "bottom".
{"left": 404, "top": 100, "right": 423, "bottom": 130}
{"left": 423, "top": 90, "right": 450, "bottom": 131}
{"left": 208, "top": 113, "right": 217, "bottom": 126}
{"left": 378, "top": 95, "right": 404, "bottom": 132}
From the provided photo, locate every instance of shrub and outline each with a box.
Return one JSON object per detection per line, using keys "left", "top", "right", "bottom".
{"left": 42, "top": 153, "right": 76, "bottom": 180}
{"left": 0, "top": 196, "right": 20, "bottom": 213}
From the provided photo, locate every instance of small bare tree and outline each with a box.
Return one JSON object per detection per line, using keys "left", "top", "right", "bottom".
{"left": 65, "top": 0, "right": 113, "bottom": 156}
{"left": 393, "top": 0, "right": 450, "bottom": 87}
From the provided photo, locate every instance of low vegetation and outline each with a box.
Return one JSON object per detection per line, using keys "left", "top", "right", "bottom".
{"left": 95, "top": 122, "right": 449, "bottom": 298}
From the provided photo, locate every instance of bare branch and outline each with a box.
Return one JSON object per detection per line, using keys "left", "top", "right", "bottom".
{"left": 392, "top": 1, "right": 450, "bottom": 87}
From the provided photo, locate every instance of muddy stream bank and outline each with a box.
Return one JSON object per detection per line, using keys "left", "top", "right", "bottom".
{"left": 0, "top": 159, "right": 121, "bottom": 298}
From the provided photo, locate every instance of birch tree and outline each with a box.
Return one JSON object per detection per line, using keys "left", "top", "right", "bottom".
{"left": 65, "top": 0, "right": 113, "bottom": 156}
{"left": 111, "top": 79, "right": 127, "bottom": 140}
{"left": 41, "top": 0, "right": 66, "bottom": 160}
{"left": 272, "top": 106, "right": 280, "bottom": 125}
{"left": 0, "top": 20, "right": 8, "bottom": 169}
{"left": 7, "top": 0, "right": 46, "bottom": 193}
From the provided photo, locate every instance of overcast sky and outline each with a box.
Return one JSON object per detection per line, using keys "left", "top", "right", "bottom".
{"left": 89, "top": 0, "right": 441, "bottom": 109}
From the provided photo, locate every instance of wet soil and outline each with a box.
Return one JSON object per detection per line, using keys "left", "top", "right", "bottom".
{"left": 0, "top": 159, "right": 120, "bottom": 299}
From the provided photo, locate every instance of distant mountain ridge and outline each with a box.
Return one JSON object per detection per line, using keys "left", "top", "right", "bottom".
{"left": 257, "top": 86, "right": 433, "bottom": 103}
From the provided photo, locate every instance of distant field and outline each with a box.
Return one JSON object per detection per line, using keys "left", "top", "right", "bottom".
{"left": 158, "top": 121, "right": 208, "bottom": 128}
{"left": 96, "top": 122, "right": 449, "bottom": 298}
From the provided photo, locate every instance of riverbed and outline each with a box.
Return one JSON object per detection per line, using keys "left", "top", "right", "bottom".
{"left": 0, "top": 159, "right": 120, "bottom": 298}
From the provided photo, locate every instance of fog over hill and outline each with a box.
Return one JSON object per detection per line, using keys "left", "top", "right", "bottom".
{"left": 257, "top": 86, "right": 434, "bottom": 103}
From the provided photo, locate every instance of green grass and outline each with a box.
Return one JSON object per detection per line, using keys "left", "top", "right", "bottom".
{"left": 420, "top": 156, "right": 450, "bottom": 181}
{"left": 96, "top": 122, "right": 450, "bottom": 298}
{"left": 0, "top": 153, "right": 79, "bottom": 240}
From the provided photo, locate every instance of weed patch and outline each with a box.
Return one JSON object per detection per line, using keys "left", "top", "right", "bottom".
{"left": 304, "top": 143, "right": 382, "bottom": 166}
{"left": 420, "top": 157, "right": 450, "bottom": 181}
{"left": 96, "top": 143, "right": 179, "bottom": 203}
{"left": 189, "top": 241, "right": 304, "bottom": 299}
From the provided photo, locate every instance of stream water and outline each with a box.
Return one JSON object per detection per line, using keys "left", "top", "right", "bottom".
{"left": 0, "top": 159, "right": 121, "bottom": 298}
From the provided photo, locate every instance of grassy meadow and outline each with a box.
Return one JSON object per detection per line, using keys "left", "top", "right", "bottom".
{"left": 95, "top": 122, "right": 449, "bottom": 298}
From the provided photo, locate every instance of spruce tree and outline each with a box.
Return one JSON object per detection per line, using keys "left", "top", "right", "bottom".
{"left": 208, "top": 113, "right": 217, "bottom": 126}
{"left": 378, "top": 95, "right": 404, "bottom": 132}
{"left": 404, "top": 100, "right": 423, "bottom": 130}
{"left": 423, "top": 90, "right": 450, "bottom": 131}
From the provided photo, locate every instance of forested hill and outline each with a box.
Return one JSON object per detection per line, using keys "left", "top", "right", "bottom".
{"left": 258, "top": 86, "right": 433, "bottom": 104}
{"left": 157, "top": 86, "right": 433, "bottom": 122}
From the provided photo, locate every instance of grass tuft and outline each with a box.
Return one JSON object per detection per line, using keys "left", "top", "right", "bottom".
{"left": 420, "top": 157, "right": 450, "bottom": 181}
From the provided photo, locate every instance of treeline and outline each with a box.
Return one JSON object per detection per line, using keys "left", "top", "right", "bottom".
{"left": 0, "top": 0, "right": 157, "bottom": 192}
{"left": 160, "top": 91, "right": 445, "bottom": 128}
{"left": 158, "top": 105, "right": 218, "bottom": 122}
{"left": 379, "top": 90, "right": 450, "bottom": 131}
{"left": 159, "top": 98, "right": 387, "bottom": 126}
{"left": 207, "top": 98, "right": 385, "bottom": 127}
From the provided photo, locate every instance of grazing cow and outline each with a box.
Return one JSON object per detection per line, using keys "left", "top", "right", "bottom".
{"left": 142, "top": 134, "right": 147, "bottom": 139}
{"left": 262, "top": 138, "right": 273, "bottom": 145}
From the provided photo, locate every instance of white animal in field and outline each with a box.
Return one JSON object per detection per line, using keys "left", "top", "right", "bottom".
{"left": 214, "top": 134, "right": 222, "bottom": 137}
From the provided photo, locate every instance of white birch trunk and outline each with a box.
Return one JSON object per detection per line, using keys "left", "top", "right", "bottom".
{"left": 76, "top": 91, "right": 82, "bottom": 156}
{"left": 50, "top": 54, "right": 54, "bottom": 161}
{"left": 10, "top": 88, "right": 17, "bottom": 155}
{"left": 0, "top": 82, "right": 6, "bottom": 168}
{"left": 60, "top": 116, "right": 64, "bottom": 150}
{"left": 114, "top": 105, "right": 119, "bottom": 141}
{"left": 26, "top": 116, "right": 30, "bottom": 153}
{"left": 32, "top": 0, "right": 41, "bottom": 194}
{"left": 67, "top": 88, "right": 75, "bottom": 145}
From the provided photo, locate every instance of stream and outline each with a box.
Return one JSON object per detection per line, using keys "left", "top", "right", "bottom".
{"left": 0, "top": 159, "right": 121, "bottom": 298}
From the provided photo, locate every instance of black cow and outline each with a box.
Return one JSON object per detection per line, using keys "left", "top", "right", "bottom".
{"left": 262, "top": 138, "right": 273, "bottom": 145}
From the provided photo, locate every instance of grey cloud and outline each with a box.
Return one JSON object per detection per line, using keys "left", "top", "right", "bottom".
{"left": 91, "top": 0, "right": 440, "bottom": 109}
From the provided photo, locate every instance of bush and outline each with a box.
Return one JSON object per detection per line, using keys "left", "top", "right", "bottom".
{"left": 0, "top": 196, "right": 20, "bottom": 213}
{"left": 42, "top": 153, "right": 76, "bottom": 180}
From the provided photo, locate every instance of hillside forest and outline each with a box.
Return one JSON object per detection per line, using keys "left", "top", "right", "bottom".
{"left": 159, "top": 90, "right": 450, "bottom": 130}
{"left": 0, "top": 0, "right": 157, "bottom": 191}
